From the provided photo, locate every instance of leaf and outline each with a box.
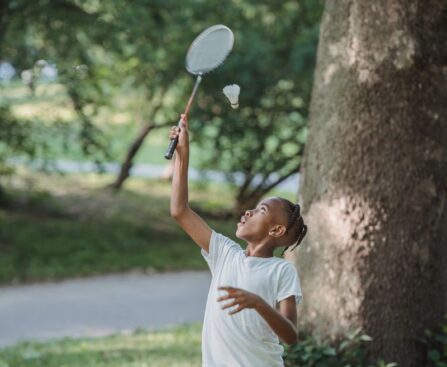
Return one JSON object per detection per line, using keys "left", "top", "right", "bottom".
{"left": 322, "top": 347, "right": 337, "bottom": 356}
{"left": 428, "top": 349, "right": 441, "bottom": 361}
{"left": 360, "top": 335, "right": 373, "bottom": 342}
{"left": 339, "top": 340, "right": 351, "bottom": 351}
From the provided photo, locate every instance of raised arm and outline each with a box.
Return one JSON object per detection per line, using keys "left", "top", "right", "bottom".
{"left": 169, "top": 115, "right": 212, "bottom": 252}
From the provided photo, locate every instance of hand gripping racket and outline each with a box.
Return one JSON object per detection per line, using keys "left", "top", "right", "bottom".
{"left": 164, "top": 24, "right": 234, "bottom": 159}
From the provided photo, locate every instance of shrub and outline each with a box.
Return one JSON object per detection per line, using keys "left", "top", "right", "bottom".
{"left": 283, "top": 328, "right": 396, "bottom": 367}
{"left": 419, "top": 314, "right": 447, "bottom": 367}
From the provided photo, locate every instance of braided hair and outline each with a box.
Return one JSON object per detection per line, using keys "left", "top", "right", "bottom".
{"left": 280, "top": 199, "right": 308, "bottom": 256}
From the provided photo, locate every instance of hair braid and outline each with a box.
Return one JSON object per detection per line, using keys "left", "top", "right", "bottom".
{"left": 281, "top": 201, "right": 308, "bottom": 256}
{"left": 286, "top": 204, "right": 301, "bottom": 233}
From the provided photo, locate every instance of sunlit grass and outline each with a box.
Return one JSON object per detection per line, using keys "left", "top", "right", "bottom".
{"left": 0, "top": 324, "right": 202, "bottom": 367}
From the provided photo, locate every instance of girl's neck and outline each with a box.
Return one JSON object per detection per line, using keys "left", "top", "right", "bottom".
{"left": 245, "top": 241, "right": 275, "bottom": 258}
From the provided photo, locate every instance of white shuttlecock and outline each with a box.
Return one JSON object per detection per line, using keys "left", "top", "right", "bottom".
{"left": 223, "top": 84, "right": 240, "bottom": 109}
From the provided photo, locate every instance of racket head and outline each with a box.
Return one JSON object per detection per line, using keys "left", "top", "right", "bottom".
{"left": 185, "top": 24, "right": 234, "bottom": 75}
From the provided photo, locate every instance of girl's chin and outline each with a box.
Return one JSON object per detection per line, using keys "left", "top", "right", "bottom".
{"left": 235, "top": 227, "right": 245, "bottom": 239}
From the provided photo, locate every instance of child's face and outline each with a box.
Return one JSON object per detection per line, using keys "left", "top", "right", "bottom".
{"left": 235, "top": 197, "right": 288, "bottom": 243}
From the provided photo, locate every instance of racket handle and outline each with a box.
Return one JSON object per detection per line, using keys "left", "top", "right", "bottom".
{"left": 164, "top": 115, "right": 185, "bottom": 160}
{"left": 164, "top": 137, "right": 178, "bottom": 160}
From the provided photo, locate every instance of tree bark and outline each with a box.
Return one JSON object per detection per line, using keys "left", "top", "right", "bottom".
{"left": 111, "top": 122, "right": 157, "bottom": 189}
{"left": 294, "top": 1, "right": 447, "bottom": 365}
{"left": 111, "top": 119, "right": 169, "bottom": 190}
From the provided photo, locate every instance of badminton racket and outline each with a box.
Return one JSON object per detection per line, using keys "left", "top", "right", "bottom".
{"left": 164, "top": 24, "right": 234, "bottom": 159}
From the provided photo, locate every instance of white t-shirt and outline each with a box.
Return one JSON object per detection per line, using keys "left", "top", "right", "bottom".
{"left": 201, "top": 230, "right": 303, "bottom": 367}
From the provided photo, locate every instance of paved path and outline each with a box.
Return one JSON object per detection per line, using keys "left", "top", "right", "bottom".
{"left": 0, "top": 271, "right": 211, "bottom": 348}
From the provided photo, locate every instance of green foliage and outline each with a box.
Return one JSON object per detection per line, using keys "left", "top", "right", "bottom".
{"left": 1, "top": 0, "right": 323, "bottom": 210}
{"left": 284, "top": 328, "right": 396, "bottom": 367}
{"left": 190, "top": 0, "right": 323, "bottom": 210}
{"left": 0, "top": 106, "right": 33, "bottom": 200}
{"left": 419, "top": 314, "right": 447, "bottom": 367}
{"left": 285, "top": 315, "right": 447, "bottom": 367}
{"left": 0, "top": 106, "right": 34, "bottom": 158}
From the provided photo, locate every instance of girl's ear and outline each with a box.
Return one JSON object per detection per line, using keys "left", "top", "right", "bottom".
{"left": 269, "top": 225, "right": 287, "bottom": 238}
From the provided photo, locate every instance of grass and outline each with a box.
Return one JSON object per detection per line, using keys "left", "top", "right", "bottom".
{"left": 0, "top": 323, "right": 202, "bottom": 367}
{"left": 0, "top": 168, "right": 237, "bottom": 284}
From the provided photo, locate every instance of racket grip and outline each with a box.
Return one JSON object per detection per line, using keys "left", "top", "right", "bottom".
{"left": 164, "top": 115, "right": 186, "bottom": 160}
{"left": 164, "top": 137, "right": 178, "bottom": 160}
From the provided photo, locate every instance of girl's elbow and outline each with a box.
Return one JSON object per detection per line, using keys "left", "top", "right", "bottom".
{"left": 170, "top": 206, "right": 188, "bottom": 220}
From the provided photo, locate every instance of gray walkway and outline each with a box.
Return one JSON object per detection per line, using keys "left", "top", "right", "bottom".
{"left": 0, "top": 271, "right": 211, "bottom": 348}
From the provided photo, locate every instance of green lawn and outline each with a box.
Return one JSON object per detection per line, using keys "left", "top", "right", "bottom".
{"left": 0, "top": 168, "right": 237, "bottom": 284}
{"left": 0, "top": 324, "right": 202, "bottom": 367}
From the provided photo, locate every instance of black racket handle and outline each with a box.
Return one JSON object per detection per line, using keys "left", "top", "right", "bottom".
{"left": 164, "top": 137, "right": 179, "bottom": 160}
{"left": 164, "top": 116, "right": 185, "bottom": 160}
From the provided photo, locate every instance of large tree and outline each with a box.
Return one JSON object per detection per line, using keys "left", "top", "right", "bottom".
{"left": 294, "top": 1, "right": 447, "bottom": 366}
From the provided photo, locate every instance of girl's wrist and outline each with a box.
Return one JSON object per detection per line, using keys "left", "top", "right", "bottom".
{"left": 254, "top": 295, "right": 267, "bottom": 312}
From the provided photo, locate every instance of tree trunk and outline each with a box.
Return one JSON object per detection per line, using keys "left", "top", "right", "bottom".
{"left": 111, "top": 119, "right": 169, "bottom": 189}
{"left": 111, "top": 123, "right": 157, "bottom": 189}
{"left": 112, "top": 89, "right": 168, "bottom": 190}
{"left": 294, "top": 1, "right": 447, "bottom": 366}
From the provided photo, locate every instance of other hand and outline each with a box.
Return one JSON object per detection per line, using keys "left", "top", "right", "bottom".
{"left": 217, "top": 286, "right": 262, "bottom": 315}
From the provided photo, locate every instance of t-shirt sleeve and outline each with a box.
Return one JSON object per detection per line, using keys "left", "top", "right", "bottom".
{"left": 277, "top": 262, "right": 303, "bottom": 304}
{"left": 201, "top": 230, "right": 241, "bottom": 275}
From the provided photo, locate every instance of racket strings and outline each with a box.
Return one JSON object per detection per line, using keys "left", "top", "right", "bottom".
{"left": 186, "top": 25, "right": 234, "bottom": 75}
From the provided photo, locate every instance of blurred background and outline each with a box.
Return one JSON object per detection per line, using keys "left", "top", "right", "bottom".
{"left": 1, "top": 0, "right": 446, "bottom": 366}
{"left": 0, "top": 0, "right": 321, "bottom": 283}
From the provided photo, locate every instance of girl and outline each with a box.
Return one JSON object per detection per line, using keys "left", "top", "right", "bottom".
{"left": 169, "top": 115, "right": 307, "bottom": 367}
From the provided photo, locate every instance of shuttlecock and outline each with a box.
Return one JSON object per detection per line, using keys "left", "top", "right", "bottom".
{"left": 223, "top": 84, "right": 240, "bottom": 109}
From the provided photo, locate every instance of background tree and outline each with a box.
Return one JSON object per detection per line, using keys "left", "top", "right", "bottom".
{"left": 0, "top": 0, "right": 116, "bottom": 170}
{"left": 190, "top": 0, "right": 323, "bottom": 215}
{"left": 0, "top": 0, "right": 190, "bottom": 186}
{"left": 111, "top": 0, "right": 323, "bottom": 204}
{"left": 295, "top": 1, "right": 447, "bottom": 366}
{"left": 108, "top": 2, "right": 198, "bottom": 188}
{"left": 0, "top": 0, "right": 323, "bottom": 213}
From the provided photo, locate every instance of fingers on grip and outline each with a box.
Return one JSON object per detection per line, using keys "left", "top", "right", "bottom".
{"left": 169, "top": 126, "right": 181, "bottom": 140}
